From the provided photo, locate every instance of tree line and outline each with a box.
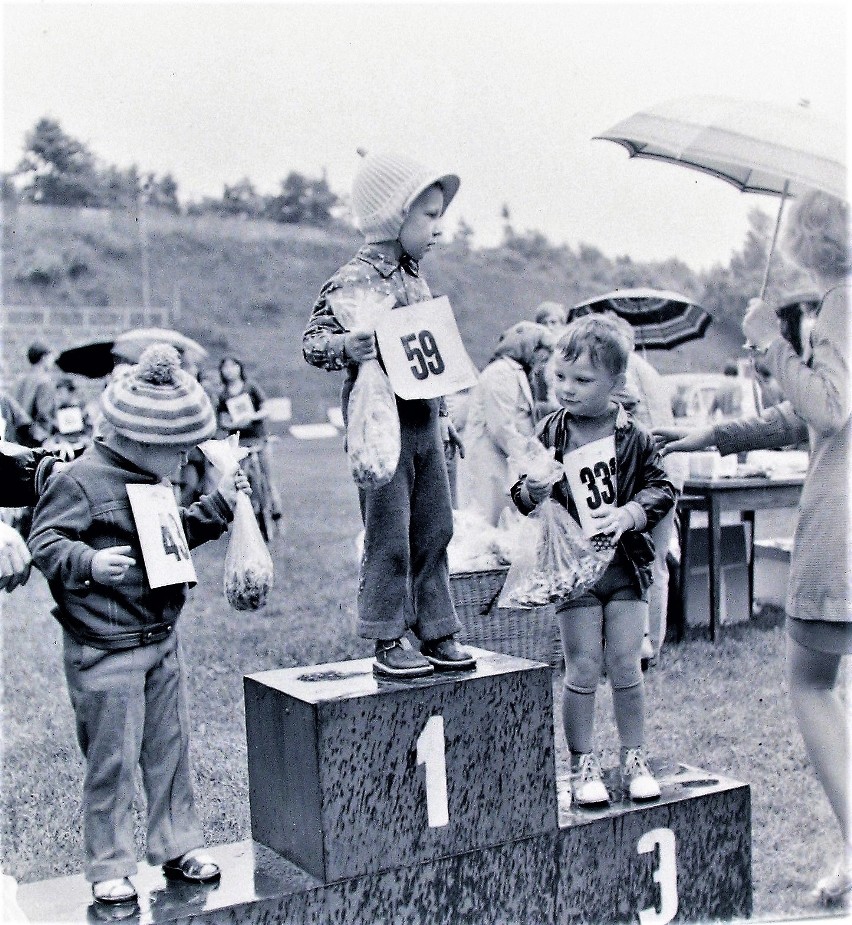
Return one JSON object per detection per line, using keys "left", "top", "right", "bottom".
{"left": 6, "top": 117, "right": 340, "bottom": 225}
{"left": 4, "top": 117, "right": 811, "bottom": 329}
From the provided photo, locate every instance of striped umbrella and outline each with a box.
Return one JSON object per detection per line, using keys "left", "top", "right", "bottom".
{"left": 569, "top": 287, "right": 712, "bottom": 350}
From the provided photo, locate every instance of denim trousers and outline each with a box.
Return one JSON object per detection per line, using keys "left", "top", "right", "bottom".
{"left": 62, "top": 627, "right": 203, "bottom": 882}
{"left": 356, "top": 398, "right": 461, "bottom": 642}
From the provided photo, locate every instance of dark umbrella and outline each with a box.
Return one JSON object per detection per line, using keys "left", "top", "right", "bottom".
{"left": 569, "top": 287, "right": 712, "bottom": 349}
{"left": 55, "top": 341, "right": 117, "bottom": 379}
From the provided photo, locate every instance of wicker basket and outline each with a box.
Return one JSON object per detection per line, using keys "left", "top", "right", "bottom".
{"left": 450, "top": 567, "right": 563, "bottom": 667}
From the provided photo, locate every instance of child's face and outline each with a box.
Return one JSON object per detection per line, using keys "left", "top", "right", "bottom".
{"left": 143, "top": 445, "right": 186, "bottom": 480}
{"left": 399, "top": 185, "right": 445, "bottom": 261}
{"left": 220, "top": 359, "right": 242, "bottom": 383}
{"left": 552, "top": 349, "right": 624, "bottom": 418}
{"left": 540, "top": 311, "right": 566, "bottom": 330}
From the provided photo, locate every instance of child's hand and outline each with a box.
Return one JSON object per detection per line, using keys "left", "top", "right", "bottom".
{"left": 524, "top": 474, "right": 552, "bottom": 505}
{"left": 91, "top": 546, "right": 136, "bottom": 586}
{"left": 344, "top": 330, "right": 377, "bottom": 363}
{"left": 0, "top": 521, "right": 32, "bottom": 593}
{"left": 218, "top": 467, "right": 252, "bottom": 509}
{"left": 442, "top": 419, "right": 465, "bottom": 459}
{"left": 589, "top": 507, "right": 635, "bottom": 544}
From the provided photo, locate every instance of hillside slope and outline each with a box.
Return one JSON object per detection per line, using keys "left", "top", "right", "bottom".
{"left": 2, "top": 205, "right": 744, "bottom": 422}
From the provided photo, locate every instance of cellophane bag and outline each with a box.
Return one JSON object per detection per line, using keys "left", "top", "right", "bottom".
{"left": 328, "top": 289, "right": 400, "bottom": 489}
{"left": 498, "top": 439, "right": 614, "bottom": 609}
{"left": 200, "top": 435, "right": 274, "bottom": 611}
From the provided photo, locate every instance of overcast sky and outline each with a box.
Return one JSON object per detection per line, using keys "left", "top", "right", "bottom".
{"left": 2, "top": 2, "right": 847, "bottom": 270}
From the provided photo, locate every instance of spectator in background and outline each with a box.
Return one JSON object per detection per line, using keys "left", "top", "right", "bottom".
{"left": 0, "top": 391, "right": 34, "bottom": 445}
{"left": 14, "top": 342, "right": 56, "bottom": 446}
{"left": 217, "top": 355, "right": 282, "bottom": 521}
{"left": 47, "top": 376, "right": 92, "bottom": 455}
{"left": 458, "top": 321, "right": 555, "bottom": 526}
{"left": 534, "top": 300, "right": 568, "bottom": 332}
{"left": 708, "top": 362, "right": 744, "bottom": 419}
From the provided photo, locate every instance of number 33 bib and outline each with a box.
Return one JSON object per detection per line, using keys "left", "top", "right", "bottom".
{"left": 562, "top": 436, "right": 618, "bottom": 537}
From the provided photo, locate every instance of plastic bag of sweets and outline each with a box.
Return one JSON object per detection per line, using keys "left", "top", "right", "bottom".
{"left": 200, "top": 435, "right": 274, "bottom": 611}
{"left": 498, "top": 440, "right": 614, "bottom": 608}
{"left": 328, "top": 289, "right": 401, "bottom": 489}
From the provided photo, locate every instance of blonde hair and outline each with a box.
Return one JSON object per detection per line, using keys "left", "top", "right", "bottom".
{"left": 783, "top": 189, "right": 851, "bottom": 278}
{"left": 558, "top": 314, "right": 632, "bottom": 376}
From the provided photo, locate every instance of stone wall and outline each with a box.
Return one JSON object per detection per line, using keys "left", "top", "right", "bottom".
{"left": 1, "top": 304, "right": 170, "bottom": 387}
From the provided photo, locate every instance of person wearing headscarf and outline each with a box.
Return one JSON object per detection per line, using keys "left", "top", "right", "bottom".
{"left": 457, "top": 321, "right": 555, "bottom": 526}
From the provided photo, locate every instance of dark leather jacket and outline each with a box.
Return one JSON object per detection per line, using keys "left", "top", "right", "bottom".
{"left": 510, "top": 406, "right": 677, "bottom": 595}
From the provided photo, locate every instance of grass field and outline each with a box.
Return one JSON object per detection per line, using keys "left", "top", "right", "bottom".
{"left": 1, "top": 436, "right": 848, "bottom": 923}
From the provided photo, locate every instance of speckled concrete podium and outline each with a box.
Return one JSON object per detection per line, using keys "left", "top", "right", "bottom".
{"left": 15, "top": 649, "right": 752, "bottom": 924}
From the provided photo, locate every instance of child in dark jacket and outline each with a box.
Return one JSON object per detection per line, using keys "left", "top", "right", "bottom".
{"left": 303, "top": 149, "right": 473, "bottom": 679}
{"left": 511, "top": 315, "right": 675, "bottom": 806}
{"left": 28, "top": 345, "right": 249, "bottom": 907}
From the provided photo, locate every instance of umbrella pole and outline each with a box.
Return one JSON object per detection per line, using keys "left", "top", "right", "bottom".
{"left": 758, "top": 181, "right": 790, "bottom": 299}
{"left": 750, "top": 181, "right": 790, "bottom": 415}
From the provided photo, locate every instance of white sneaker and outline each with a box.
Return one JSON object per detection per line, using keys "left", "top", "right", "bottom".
{"left": 812, "top": 859, "right": 852, "bottom": 907}
{"left": 571, "top": 752, "right": 610, "bottom": 805}
{"left": 621, "top": 747, "right": 661, "bottom": 801}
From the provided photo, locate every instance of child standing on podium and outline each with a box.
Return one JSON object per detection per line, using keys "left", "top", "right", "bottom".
{"left": 511, "top": 315, "right": 676, "bottom": 805}
{"left": 303, "top": 150, "right": 474, "bottom": 680}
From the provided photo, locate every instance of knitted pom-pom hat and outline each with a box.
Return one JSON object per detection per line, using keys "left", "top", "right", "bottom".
{"left": 351, "top": 149, "right": 461, "bottom": 243}
{"left": 101, "top": 343, "right": 216, "bottom": 447}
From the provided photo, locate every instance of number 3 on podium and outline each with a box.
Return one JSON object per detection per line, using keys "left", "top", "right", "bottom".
{"left": 416, "top": 715, "right": 449, "bottom": 828}
{"left": 637, "top": 827, "right": 678, "bottom": 925}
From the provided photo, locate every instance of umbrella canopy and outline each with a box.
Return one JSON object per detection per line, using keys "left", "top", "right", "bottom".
{"left": 570, "top": 287, "right": 712, "bottom": 350}
{"left": 55, "top": 341, "right": 117, "bottom": 379}
{"left": 112, "top": 328, "right": 208, "bottom": 364}
{"left": 595, "top": 95, "right": 846, "bottom": 199}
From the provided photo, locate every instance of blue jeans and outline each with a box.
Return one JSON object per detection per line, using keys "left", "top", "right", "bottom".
{"left": 356, "top": 398, "right": 461, "bottom": 642}
{"left": 62, "top": 628, "right": 203, "bottom": 882}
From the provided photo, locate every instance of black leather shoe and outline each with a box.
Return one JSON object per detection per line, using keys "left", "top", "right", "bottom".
{"left": 373, "top": 640, "right": 434, "bottom": 679}
{"left": 421, "top": 636, "right": 477, "bottom": 671}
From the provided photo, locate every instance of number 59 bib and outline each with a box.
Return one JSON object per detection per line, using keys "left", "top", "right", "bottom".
{"left": 374, "top": 297, "right": 479, "bottom": 400}
{"left": 562, "top": 436, "right": 618, "bottom": 537}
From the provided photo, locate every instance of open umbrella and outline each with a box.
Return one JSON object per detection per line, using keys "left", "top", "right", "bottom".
{"left": 595, "top": 95, "right": 846, "bottom": 406}
{"left": 112, "top": 328, "right": 208, "bottom": 364}
{"left": 55, "top": 341, "right": 117, "bottom": 379}
{"left": 569, "top": 287, "right": 711, "bottom": 350}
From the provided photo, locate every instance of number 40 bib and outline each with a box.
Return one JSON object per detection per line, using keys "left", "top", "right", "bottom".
{"left": 126, "top": 483, "right": 197, "bottom": 588}
{"left": 562, "top": 436, "right": 618, "bottom": 538}
{"left": 374, "top": 297, "right": 479, "bottom": 401}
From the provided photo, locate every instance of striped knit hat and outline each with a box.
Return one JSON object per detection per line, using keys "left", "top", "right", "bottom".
{"left": 101, "top": 343, "right": 216, "bottom": 447}
{"left": 351, "top": 149, "right": 461, "bottom": 243}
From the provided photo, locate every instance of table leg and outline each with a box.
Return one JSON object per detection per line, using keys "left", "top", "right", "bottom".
{"left": 708, "top": 496, "right": 722, "bottom": 642}
{"left": 678, "top": 508, "right": 691, "bottom": 643}
{"left": 743, "top": 510, "right": 756, "bottom": 620}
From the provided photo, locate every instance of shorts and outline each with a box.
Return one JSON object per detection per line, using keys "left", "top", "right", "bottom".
{"left": 787, "top": 616, "right": 852, "bottom": 656}
{"left": 559, "top": 556, "right": 645, "bottom": 611}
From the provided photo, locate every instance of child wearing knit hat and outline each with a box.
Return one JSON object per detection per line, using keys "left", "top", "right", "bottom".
{"left": 303, "top": 150, "right": 475, "bottom": 679}
{"left": 28, "top": 344, "right": 250, "bottom": 907}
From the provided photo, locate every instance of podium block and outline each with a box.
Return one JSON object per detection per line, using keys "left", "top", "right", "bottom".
{"left": 555, "top": 761, "right": 751, "bottom": 924}
{"left": 244, "top": 648, "right": 557, "bottom": 883}
{"left": 16, "top": 763, "right": 750, "bottom": 925}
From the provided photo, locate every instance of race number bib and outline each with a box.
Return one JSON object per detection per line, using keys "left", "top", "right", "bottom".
{"left": 562, "top": 436, "right": 618, "bottom": 537}
{"left": 374, "top": 297, "right": 479, "bottom": 400}
{"left": 126, "top": 483, "right": 197, "bottom": 588}
{"left": 56, "top": 406, "right": 84, "bottom": 435}
{"left": 226, "top": 393, "right": 255, "bottom": 424}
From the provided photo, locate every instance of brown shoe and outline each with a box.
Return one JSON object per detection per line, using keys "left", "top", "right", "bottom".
{"left": 373, "top": 640, "right": 434, "bottom": 679}
{"left": 91, "top": 878, "right": 137, "bottom": 906}
{"left": 421, "top": 636, "right": 477, "bottom": 671}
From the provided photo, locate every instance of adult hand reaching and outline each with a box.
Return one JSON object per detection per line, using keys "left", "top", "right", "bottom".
{"left": 653, "top": 425, "right": 715, "bottom": 456}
